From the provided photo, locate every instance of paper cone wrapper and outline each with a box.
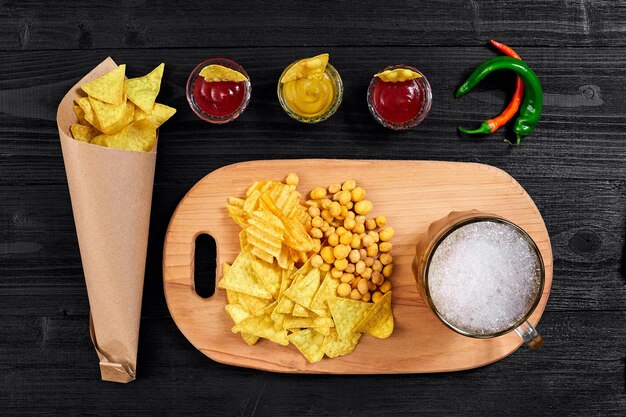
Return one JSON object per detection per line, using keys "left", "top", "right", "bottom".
{"left": 57, "top": 57, "right": 156, "bottom": 383}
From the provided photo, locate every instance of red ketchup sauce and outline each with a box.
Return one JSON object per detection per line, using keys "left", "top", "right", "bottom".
{"left": 192, "top": 78, "right": 246, "bottom": 117}
{"left": 371, "top": 79, "right": 425, "bottom": 125}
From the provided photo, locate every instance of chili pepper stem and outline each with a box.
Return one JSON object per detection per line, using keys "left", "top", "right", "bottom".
{"left": 458, "top": 121, "right": 493, "bottom": 135}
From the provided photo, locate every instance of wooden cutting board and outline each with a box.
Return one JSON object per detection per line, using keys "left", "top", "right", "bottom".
{"left": 163, "top": 159, "right": 552, "bottom": 374}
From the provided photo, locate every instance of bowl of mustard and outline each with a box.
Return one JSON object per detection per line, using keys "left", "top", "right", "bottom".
{"left": 277, "top": 54, "right": 343, "bottom": 123}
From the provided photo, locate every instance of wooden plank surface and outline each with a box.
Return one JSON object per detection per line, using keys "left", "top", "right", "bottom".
{"left": 163, "top": 160, "right": 553, "bottom": 373}
{"left": 1, "top": 1, "right": 626, "bottom": 50}
{"left": 1, "top": 0, "right": 625, "bottom": 415}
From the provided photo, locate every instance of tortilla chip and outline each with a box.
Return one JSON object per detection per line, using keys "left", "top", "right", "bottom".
{"left": 75, "top": 96, "right": 101, "bottom": 130}
{"left": 287, "top": 329, "right": 325, "bottom": 363}
{"left": 238, "top": 293, "right": 272, "bottom": 314}
{"left": 224, "top": 304, "right": 259, "bottom": 346}
{"left": 72, "top": 104, "right": 91, "bottom": 126}
{"left": 199, "top": 64, "right": 248, "bottom": 82}
{"left": 134, "top": 102, "right": 176, "bottom": 128}
{"left": 88, "top": 96, "right": 134, "bottom": 134}
{"left": 125, "top": 63, "right": 164, "bottom": 112}
{"left": 218, "top": 246, "right": 273, "bottom": 299}
{"left": 322, "top": 328, "right": 362, "bottom": 358}
{"left": 81, "top": 64, "right": 125, "bottom": 105}
{"left": 328, "top": 297, "right": 373, "bottom": 339}
{"left": 355, "top": 292, "right": 394, "bottom": 339}
{"left": 275, "top": 295, "right": 295, "bottom": 314}
{"left": 232, "top": 312, "right": 289, "bottom": 346}
{"left": 292, "top": 304, "right": 314, "bottom": 317}
{"left": 91, "top": 119, "right": 156, "bottom": 152}
{"left": 283, "top": 316, "right": 334, "bottom": 330}
{"left": 313, "top": 326, "right": 331, "bottom": 336}
{"left": 311, "top": 273, "right": 340, "bottom": 310}
{"left": 70, "top": 124, "right": 99, "bottom": 142}
{"left": 252, "top": 260, "right": 281, "bottom": 299}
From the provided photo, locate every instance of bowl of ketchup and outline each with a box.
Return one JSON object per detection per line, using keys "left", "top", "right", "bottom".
{"left": 367, "top": 65, "right": 432, "bottom": 130}
{"left": 186, "top": 58, "right": 251, "bottom": 124}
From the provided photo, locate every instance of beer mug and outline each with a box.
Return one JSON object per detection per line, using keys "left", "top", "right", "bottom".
{"left": 412, "top": 210, "right": 545, "bottom": 348}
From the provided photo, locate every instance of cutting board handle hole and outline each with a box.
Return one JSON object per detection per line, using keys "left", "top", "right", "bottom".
{"left": 194, "top": 233, "right": 217, "bottom": 298}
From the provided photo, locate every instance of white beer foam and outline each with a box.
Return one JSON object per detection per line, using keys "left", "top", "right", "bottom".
{"left": 428, "top": 221, "right": 541, "bottom": 336}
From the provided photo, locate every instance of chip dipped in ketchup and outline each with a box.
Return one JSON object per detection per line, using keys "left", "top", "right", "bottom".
{"left": 186, "top": 58, "right": 251, "bottom": 124}
{"left": 367, "top": 65, "right": 432, "bottom": 130}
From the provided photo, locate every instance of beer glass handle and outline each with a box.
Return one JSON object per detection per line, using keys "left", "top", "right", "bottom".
{"left": 514, "top": 320, "right": 542, "bottom": 349}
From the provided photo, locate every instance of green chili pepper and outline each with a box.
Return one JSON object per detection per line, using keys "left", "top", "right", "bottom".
{"left": 456, "top": 56, "right": 542, "bottom": 146}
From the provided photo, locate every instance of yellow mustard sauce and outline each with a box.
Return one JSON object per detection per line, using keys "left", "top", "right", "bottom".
{"left": 282, "top": 71, "right": 336, "bottom": 118}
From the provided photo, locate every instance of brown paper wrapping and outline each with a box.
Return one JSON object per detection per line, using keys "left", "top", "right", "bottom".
{"left": 57, "top": 57, "right": 156, "bottom": 383}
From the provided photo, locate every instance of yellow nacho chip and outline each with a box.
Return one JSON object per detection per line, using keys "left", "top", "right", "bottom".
{"left": 72, "top": 104, "right": 91, "bottom": 126}
{"left": 133, "top": 103, "right": 176, "bottom": 128}
{"left": 224, "top": 304, "right": 259, "bottom": 346}
{"left": 275, "top": 294, "right": 295, "bottom": 314}
{"left": 252, "top": 260, "right": 282, "bottom": 299}
{"left": 283, "top": 316, "right": 334, "bottom": 330}
{"left": 322, "top": 328, "right": 362, "bottom": 358}
{"left": 313, "top": 326, "right": 331, "bottom": 336}
{"left": 328, "top": 297, "right": 373, "bottom": 339}
{"left": 237, "top": 293, "right": 273, "bottom": 314}
{"left": 75, "top": 96, "right": 102, "bottom": 130}
{"left": 70, "top": 124, "right": 99, "bottom": 143}
{"left": 199, "top": 64, "right": 248, "bottom": 82}
{"left": 354, "top": 291, "right": 394, "bottom": 339}
{"left": 124, "top": 63, "right": 164, "bottom": 112}
{"left": 280, "top": 54, "right": 329, "bottom": 83}
{"left": 283, "top": 268, "right": 320, "bottom": 308}
{"left": 81, "top": 64, "right": 126, "bottom": 105}
{"left": 292, "top": 304, "right": 314, "bottom": 318}
{"left": 91, "top": 119, "right": 156, "bottom": 152}
{"left": 374, "top": 68, "right": 422, "bottom": 83}
{"left": 311, "top": 273, "right": 340, "bottom": 310}
{"left": 89, "top": 96, "right": 134, "bottom": 134}
{"left": 287, "top": 329, "right": 325, "bottom": 363}
{"left": 217, "top": 246, "right": 273, "bottom": 299}
{"left": 232, "top": 305, "right": 289, "bottom": 346}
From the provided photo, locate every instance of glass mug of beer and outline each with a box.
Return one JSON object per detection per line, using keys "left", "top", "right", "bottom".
{"left": 412, "top": 210, "right": 544, "bottom": 348}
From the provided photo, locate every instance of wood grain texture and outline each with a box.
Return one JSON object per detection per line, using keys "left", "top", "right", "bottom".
{"left": 1, "top": 1, "right": 625, "bottom": 50}
{"left": 1, "top": 0, "right": 625, "bottom": 414}
{"left": 162, "top": 159, "right": 553, "bottom": 373}
{"left": 1, "top": 47, "right": 624, "bottom": 186}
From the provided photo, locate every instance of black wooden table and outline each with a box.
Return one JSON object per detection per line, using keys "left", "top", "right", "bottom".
{"left": 1, "top": 1, "right": 625, "bottom": 415}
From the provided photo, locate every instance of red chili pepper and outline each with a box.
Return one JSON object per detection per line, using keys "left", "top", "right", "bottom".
{"left": 458, "top": 40, "right": 525, "bottom": 136}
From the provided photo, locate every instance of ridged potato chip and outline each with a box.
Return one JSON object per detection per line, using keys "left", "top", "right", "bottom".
{"left": 287, "top": 329, "right": 325, "bottom": 363}
{"left": 125, "top": 63, "right": 164, "bottom": 112}
{"left": 81, "top": 64, "right": 126, "bottom": 105}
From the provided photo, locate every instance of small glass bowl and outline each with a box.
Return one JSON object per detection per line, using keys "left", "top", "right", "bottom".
{"left": 367, "top": 65, "right": 432, "bottom": 130}
{"left": 277, "top": 62, "right": 343, "bottom": 123}
{"left": 186, "top": 58, "right": 251, "bottom": 124}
